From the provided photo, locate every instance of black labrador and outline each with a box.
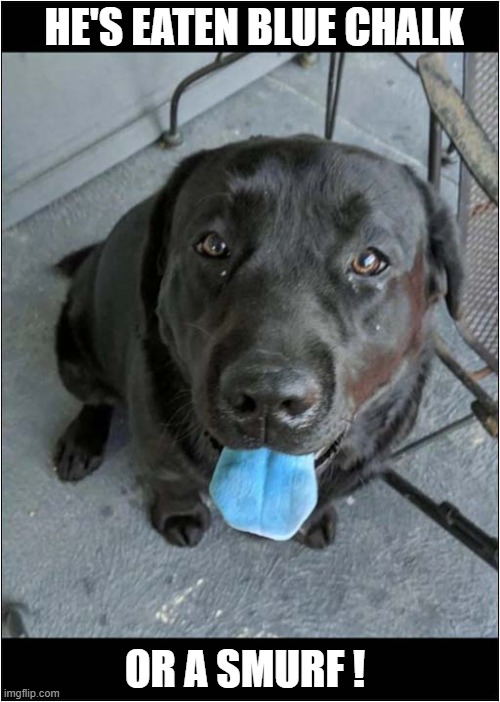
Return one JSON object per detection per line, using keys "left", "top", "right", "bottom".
{"left": 54, "top": 136, "right": 462, "bottom": 549}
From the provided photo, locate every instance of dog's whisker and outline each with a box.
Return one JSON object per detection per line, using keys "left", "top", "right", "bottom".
{"left": 165, "top": 404, "right": 193, "bottom": 427}
{"left": 183, "top": 322, "right": 216, "bottom": 342}
{"left": 158, "top": 398, "right": 194, "bottom": 433}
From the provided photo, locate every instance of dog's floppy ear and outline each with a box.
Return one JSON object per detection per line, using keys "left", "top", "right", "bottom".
{"left": 140, "top": 150, "right": 207, "bottom": 319}
{"left": 404, "top": 166, "right": 464, "bottom": 319}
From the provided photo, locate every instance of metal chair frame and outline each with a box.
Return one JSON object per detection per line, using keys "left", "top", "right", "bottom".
{"left": 161, "top": 51, "right": 498, "bottom": 570}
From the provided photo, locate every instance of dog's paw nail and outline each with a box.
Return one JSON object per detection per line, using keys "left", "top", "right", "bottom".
{"left": 54, "top": 441, "right": 104, "bottom": 482}
{"left": 296, "top": 505, "right": 337, "bottom": 549}
{"left": 162, "top": 515, "right": 206, "bottom": 547}
{"left": 154, "top": 504, "right": 211, "bottom": 548}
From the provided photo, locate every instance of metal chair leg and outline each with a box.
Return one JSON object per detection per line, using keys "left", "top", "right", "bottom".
{"left": 325, "top": 53, "right": 345, "bottom": 141}
{"left": 428, "top": 110, "right": 443, "bottom": 188}
{"left": 382, "top": 469, "right": 498, "bottom": 570}
{"left": 385, "top": 334, "right": 499, "bottom": 569}
{"left": 391, "top": 413, "right": 476, "bottom": 460}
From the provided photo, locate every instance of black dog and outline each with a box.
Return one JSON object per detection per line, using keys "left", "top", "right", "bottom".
{"left": 53, "top": 136, "right": 462, "bottom": 549}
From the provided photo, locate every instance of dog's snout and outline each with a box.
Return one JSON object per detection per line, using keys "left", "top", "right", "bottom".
{"left": 220, "top": 364, "right": 322, "bottom": 426}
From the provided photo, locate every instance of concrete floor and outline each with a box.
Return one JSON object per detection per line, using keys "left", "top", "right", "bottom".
{"left": 2, "top": 53, "right": 498, "bottom": 638}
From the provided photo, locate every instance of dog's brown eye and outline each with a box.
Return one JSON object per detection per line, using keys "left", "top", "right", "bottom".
{"left": 351, "top": 248, "right": 388, "bottom": 276}
{"left": 195, "top": 233, "right": 230, "bottom": 258}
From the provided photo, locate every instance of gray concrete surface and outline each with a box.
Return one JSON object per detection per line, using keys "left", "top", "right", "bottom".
{"left": 2, "top": 53, "right": 498, "bottom": 638}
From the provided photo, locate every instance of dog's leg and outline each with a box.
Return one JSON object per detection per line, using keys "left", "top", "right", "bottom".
{"left": 293, "top": 463, "right": 361, "bottom": 549}
{"left": 54, "top": 404, "right": 113, "bottom": 481}
{"left": 151, "top": 482, "right": 211, "bottom": 548}
{"left": 295, "top": 451, "right": 385, "bottom": 549}
{"left": 127, "top": 353, "right": 211, "bottom": 547}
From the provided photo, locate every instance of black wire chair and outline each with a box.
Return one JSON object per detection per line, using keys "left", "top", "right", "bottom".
{"left": 161, "top": 51, "right": 498, "bottom": 570}
{"left": 324, "top": 52, "right": 498, "bottom": 569}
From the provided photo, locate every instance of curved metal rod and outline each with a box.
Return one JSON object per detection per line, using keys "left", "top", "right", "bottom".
{"left": 162, "top": 52, "right": 249, "bottom": 147}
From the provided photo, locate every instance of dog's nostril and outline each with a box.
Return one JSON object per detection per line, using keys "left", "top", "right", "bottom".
{"left": 280, "top": 393, "right": 318, "bottom": 417}
{"left": 234, "top": 394, "right": 257, "bottom": 414}
{"left": 220, "top": 364, "right": 322, "bottom": 424}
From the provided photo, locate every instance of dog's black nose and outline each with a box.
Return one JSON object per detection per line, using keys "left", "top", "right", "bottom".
{"left": 220, "top": 365, "right": 322, "bottom": 426}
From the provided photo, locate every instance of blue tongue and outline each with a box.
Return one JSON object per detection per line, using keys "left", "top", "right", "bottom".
{"left": 209, "top": 447, "right": 317, "bottom": 540}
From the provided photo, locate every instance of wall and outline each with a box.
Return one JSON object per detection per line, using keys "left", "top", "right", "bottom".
{"left": 2, "top": 52, "right": 291, "bottom": 227}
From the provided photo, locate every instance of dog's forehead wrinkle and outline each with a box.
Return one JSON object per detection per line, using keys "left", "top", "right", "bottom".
{"left": 240, "top": 246, "right": 325, "bottom": 288}
{"left": 224, "top": 147, "right": 340, "bottom": 203}
{"left": 193, "top": 191, "right": 232, "bottom": 210}
{"left": 337, "top": 159, "right": 426, "bottom": 223}
{"left": 174, "top": 190, "right": 234, "bottom": 234}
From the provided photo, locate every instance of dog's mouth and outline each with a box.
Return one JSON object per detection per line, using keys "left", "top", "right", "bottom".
{"left": 313, "top": 434, "right": 345, "bottom": 472}
{"left": 205, "top": 431, "right": 345, "bottom": 473}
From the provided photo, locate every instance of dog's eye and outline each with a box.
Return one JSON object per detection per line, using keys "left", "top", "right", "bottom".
{"left": 195, "top": 233, "right": 230, "bottom": 259}
{"left": 351, "top": 248, "right": 389, "bottom": 276}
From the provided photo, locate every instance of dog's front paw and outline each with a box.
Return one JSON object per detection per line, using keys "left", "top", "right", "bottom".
{"left": 152, "top": 501, "right": 211, "bottom": 547}
{"left": 295, "top": 503, "right": 337, "bottom": 549}
{"left": 54, "top": 423, "right": 105, "bottom": 482}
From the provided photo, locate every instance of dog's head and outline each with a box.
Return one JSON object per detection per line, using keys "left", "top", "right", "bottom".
{"left": 143, "top": 137, "right": 462, "bottom": 456}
